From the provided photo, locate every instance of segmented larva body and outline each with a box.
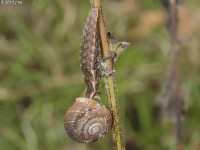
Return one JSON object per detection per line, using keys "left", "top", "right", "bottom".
{"left": 80, "top": 7, "right": 101, "bottom": 99}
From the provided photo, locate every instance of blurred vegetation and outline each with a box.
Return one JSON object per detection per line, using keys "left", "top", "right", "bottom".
{"left": 0, "top": 0, "right": 200, "bottom": 150}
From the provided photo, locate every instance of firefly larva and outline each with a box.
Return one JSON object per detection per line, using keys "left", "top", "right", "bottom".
{"left": 80, "top": 7, "right": 101, "bottom": 99}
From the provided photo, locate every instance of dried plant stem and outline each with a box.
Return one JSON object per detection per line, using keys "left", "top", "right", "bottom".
{"left": 92, "top": 0, "right": 124, "bottom": 150}
{"left": 168, "top": 0, "right": 183, "bottom": 149}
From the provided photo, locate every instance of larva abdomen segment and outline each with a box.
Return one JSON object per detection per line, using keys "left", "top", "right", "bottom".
{"left": 80, "top": 7, "right": 101, "bottom": 99}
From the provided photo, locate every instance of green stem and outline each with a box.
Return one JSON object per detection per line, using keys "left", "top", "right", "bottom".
{"left": 92, "top": 0, "right": 124, "bottom": 150}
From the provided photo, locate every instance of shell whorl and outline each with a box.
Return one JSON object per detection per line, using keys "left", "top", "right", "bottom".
{"left": 64, "top": 98, "right": 112, "bottom": 143}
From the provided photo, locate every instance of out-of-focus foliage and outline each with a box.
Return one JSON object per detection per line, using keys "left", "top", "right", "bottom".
{"left": 0, "top": 0, "right": 200, "bottom": 150}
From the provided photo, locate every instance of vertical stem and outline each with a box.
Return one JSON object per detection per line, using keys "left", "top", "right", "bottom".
{"left": 92, "top": 0, "right": 124, "bottom": 150}
{"left": 168, "top": 0, "right": 183, "bottom": 149}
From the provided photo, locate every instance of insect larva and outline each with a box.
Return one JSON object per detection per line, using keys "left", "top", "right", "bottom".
{"left": 80, "top": 7, "right": 101, "bottom": 99}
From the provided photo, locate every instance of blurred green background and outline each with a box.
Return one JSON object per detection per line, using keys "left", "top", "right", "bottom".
{"left": 0, "top": 0, "right": 200, "bottom": 150}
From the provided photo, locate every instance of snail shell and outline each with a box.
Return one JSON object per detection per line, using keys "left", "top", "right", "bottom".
{"left": 64, "top": 97, "right": 113, "bottom": 143}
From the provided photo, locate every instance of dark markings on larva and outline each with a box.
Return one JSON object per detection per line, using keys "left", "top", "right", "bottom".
{"left": 80, "top": 7, "right": 101, "bottom": 99}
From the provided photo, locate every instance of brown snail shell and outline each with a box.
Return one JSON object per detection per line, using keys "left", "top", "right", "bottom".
{"left": 64, "top": 97, "right": 113, "bottom": 143}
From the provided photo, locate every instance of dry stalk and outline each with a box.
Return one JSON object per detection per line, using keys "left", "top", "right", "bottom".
{"left": 92, "top": 0, "right": 124, "bottom": 149}
{"left": 161, "top": 0, "right": 184, "bottom": 149}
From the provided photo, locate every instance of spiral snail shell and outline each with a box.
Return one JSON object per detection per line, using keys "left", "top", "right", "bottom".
{"left": 64, "top": 97, "right": 113, "bottom": 143}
